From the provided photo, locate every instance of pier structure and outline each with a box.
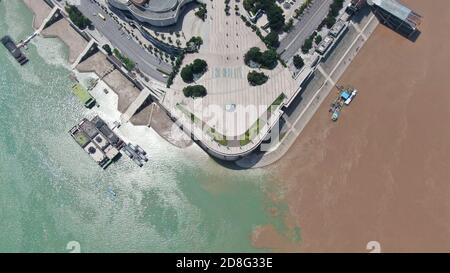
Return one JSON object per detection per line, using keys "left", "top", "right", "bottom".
{"left": 71, "top": 39, "right": 98, "bottom": 69}
{"left": 17, "top": 6, "right": 61, "bottom": 48}
{"left": 120, "top": 88, "right": 152, "bottom": 124}
{"left": 367, "top": 0, "right": 422, "bottom": 37}
{"left": 1, "top": 36, "right": 29, "bottom": 65}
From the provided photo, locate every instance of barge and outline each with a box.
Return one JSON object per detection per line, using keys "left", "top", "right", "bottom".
{"left": 329, "top": 86, "right": 358, "bottom": 122}
{"left": 1, "top": 35, "right": 29, "bottom": 65}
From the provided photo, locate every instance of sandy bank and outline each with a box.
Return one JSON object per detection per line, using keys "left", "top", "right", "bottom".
{"left": 22, "top": 0, "right": 52, "bottom": 30}
{"left": 41, "top": 18, "right": 88, "bottom": 64}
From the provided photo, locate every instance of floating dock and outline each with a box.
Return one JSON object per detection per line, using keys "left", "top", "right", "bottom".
{"left": 71, "top": 83, "right": 96, "bottom": 108}
{"left": 1, "top": 35, "right": 29, "bottom": 65}
{"left": 122, "top": 143, "right": 148, "bottom": 167}
{"left": 69, "top": 116, "right": 125, "bottom": 169}
{"left": 329, "top": 86, "right": 358, "bottom": 122}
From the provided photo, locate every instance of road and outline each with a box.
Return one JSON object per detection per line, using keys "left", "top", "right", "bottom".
{"left": 77, "top": 0, "right": 172, "bottom": 83}
{"left": 278, "top": 0, "right": 333, "bottom": 61}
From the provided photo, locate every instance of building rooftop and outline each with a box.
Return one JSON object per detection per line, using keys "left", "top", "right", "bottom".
{"left": 108, "top": 0, "right": 190, "bottom": 26}
{"left": 130, "top": 0, "right": 147, "bottom": 6}
{"left": 69, "top": 116, "right": 124, "bottom": 168}
{"left": 330, "top": 19, "right": 346, "bottom": 37}
{"left": 84, "top": 142, "right": 107, "bottom": 163}
{"left": 368, "top": 0, "right": 410, "bottom": 20}
{"left": 129, "top": 0, "right": 180, "bottom": 12}
{"left": 147, "top": 0, "right": 179, "bottom": 12}
{"left": 368, "top": 0, "right": 421, "bottom": 28}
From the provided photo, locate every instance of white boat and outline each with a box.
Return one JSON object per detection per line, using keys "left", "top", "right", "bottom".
{"left": 344, "top": 90, "right": 358, "bottom": 105}
{"left": 133, "top": 157, "right": 143, "bottom": 167}
{"left": 136, "top": 145, "right": 146, "bottom": 155}
{"left": 138, "top": 153, "right": 148, "bottom": 162}
{"left": 123, "top": 148, "right": 133, "bottom": 158}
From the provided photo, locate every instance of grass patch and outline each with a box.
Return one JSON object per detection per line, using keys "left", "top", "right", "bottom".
{"left": 113, "top": 48, "right": 135, "bottom": 71}
{"left": 176, "top": 104, "right": 228, "bottom": 146}
{"left": 240, "top": 119, "right": 261, "bottom": 146}
{"left": 239, "top": 94, "right": 285, "bottom": 146}
{"left": 74, "top": 131, "right": 90, "bottom": 147}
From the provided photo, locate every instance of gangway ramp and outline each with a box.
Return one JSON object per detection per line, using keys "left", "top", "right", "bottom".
{"left": 120, "top": 88, "right": 152, "bottom": 124}
{"left": 17, "top": 6, "right": 60, "bottom": 48}
{"left": 72, "top": 40, "right": 97, "bottom": 68}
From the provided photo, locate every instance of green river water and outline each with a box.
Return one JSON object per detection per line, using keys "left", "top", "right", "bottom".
{"left": 0, "top": 0, "right": 284, "bottom": 252}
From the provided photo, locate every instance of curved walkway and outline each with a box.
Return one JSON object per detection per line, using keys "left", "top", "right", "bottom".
{"left": 236, "top": 13, "right": 379, "bottom": 169}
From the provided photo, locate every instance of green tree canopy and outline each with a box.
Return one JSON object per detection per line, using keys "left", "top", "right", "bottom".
{"left": 181, "top": 65, "right": 194, "bottom": 82}
{"left": 180, "top": 59, "right": 208, "bottom": 83}
{"left": 191, "top": 59, "right": 208, "bottom": 74}
{"left": 247, "top": 71, "right": 269, "bottom": 86}
{"left": 65, "top": 5, "right": 91, "bottom": 30}
{"left": 244, "top": 47, "right": 278, "bottom": 69}
{"left": 293, "top": 55, "right": 304, "bottom": 69}
{"left": 183, "top": 85, "right": 207, "bottom": 98}
{"left": 264, "top": 31, "right": 279, "bottom": 48}
{"left": 102, "top": 44, "right": 112, "bottom": 55}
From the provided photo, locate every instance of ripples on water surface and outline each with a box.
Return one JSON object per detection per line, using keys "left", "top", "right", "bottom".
{"left": 0, "top": 0, "right": 284, "bottom": 252}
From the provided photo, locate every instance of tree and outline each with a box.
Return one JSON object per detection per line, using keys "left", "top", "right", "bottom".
{"left": 244, "top": 47, "right": 263, "bottom": 65}
{"left": 113, "top": 48, "right": 135, "bottom": 71}
{"left": 283, "top": 18, "right": 294, "bottom": 32}
{"left": 183, "top": 85, "right": 207, "bottom": 98}
{"left": 293, "top": 55, "right": 304, "bottom": 69}
{"left": 315, "top": 35, "right": 323, "bottom": 45}
{"left": 266, "top": 3, "right": 285, "bottom": 32}
{"left": 187, "top": 36, "right": 203, "bottom": 52}
{"left": 243, "top": 0, "right": 285, "bottom": 31}
{"left": 301, "top": 36, "right": 314, "bottom": 54}
{"left": 191, "top": 59, "right": 208, "bottom": 74}
{"left": 243, "top": 0, "right": 257, "bottom": 13}
{"left": 180, "top": 65, "right": 194, "bottom": 82}
{"left": 261, "top": 49, "right": 278, "bottom": 68}
{"left": 195, "top": 3, "right": 207, "bottom": 21}
{"left": 247, "top": 71, "right": 268, "bottom": 86}
{"left": 264, "top": 31, "right": 279, "bottom": 48}
{"left": 102, "top": 44, "right": 112, "bottom": 55}
{"left": 244, "top": 47, "right": 278, "bottom": 69}
{"left": 65, "top": 5, "right": 91, "bottom": 30}
{"left": 180, "top": 59, "right": 208, "bottom": 83}
{"left": 324, "top": 15, "right": 336, "bottom": 28}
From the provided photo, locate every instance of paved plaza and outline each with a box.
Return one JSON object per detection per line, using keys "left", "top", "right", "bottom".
{"left": 167, "top": 0, "right": 302, "bottom": 138}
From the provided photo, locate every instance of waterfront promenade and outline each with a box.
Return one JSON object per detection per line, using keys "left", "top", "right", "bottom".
{"left": 237, "top": 8, "right": 380, "bottom": 168}
{"left": 18, "top": 0, "right": 382, "bottom": 164}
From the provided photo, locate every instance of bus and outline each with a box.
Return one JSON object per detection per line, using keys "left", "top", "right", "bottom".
{"left": 98, "top": 13, "right": 106, "bottom": 21}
